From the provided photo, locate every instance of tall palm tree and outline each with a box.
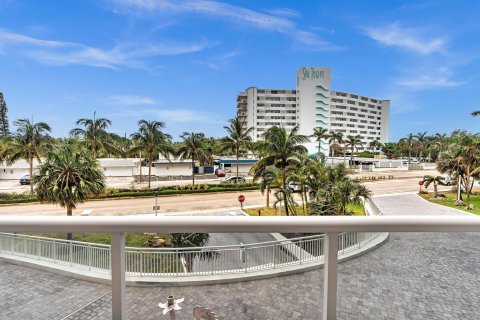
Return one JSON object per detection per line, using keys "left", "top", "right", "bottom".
{"left": 255, "top": 165, "right": 280, "bottom": 209}
{"left": 70, "top": 111, "right": 118, "bottom": 159}
{"left": 4, "top": 118, "right": 51, "bottom": 193}
{"left": 435, "top": 133, "right": 448, "bottom": 160}
{"left": 219, "top": 117, "right": 253, "bottom": 182}
{"left": 344, "top": 134, "right": 363, "bottom": 165}
{"left": 312, "top": 127, "right": 329, "bottom": 155}
{"left": 250, "top": 125, "right": 309, "bottom": 216}
{"left": 177, "top": 132, "right": 212, "bottom": 186}
{"left": 35, "top": 142, "right": 106, "bottom": 240}
{"left": 287, "top": 155, "right": 315, "bottom": 214}
{"left": 414, "top": 131, "right": 428, "bottom": 160}
{"left": 401, "top": 133, "right": 415, "bottom": 165}
{"left": 130, "top": 120, "right": 174, "bottom": 189}
{"left": 326, "top": 131, "right": 343, "bottom": 165}
{"left": 369, "top": 140, "right": 383, "bottom": 155}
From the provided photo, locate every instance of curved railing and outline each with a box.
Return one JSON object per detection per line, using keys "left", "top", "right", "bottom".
{"left": 0, "top": 230, "right": 381, "bottom": 279}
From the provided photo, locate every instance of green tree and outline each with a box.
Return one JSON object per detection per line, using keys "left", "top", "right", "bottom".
{"left": 414, "top": 131, "right": 428, "bottom": 160}
{"left": 250, "top": 125, "right": 309, "bottom": 216}
{"left": 4, "top": 118, "right": 51, "bottom": 193}
{"left": 312, "top": 127, "right": 329, "bottom": 155}
{"left": 35, "top": 142, "right": 106, "bottom": 240}
{"left": 255, "top": 165, "right": 280, "bottom": 208}
{"left": 326, "top": 131, "right": 343, "bottom": 165}
{"left": 170, "top": 233, "right": 213, "bottom": 272}
{"left": 344, "top": 134, "right": 363, "bottom": 165}
{"left": 219, "top": 117, "right": 253, "bottom": 182}
{"left": 287, "top": 155, "right": 315, "bottom": 214}
{"left": 0, "top": 93, "right": 9, "bottom": 137}
{"left": 422, "top": 175, "right": 445, "bottom": 198}
{"left": 130, "top": 120, "right": 174, "bottom": 189}
{"left": 177, "top": 132, "right": 212, "bottom": 186}
{"left": 369, "top": 140, "right": 383, "bottom": 155}
{"left": 70, "top": 111, "right": 118, "bottom": 159}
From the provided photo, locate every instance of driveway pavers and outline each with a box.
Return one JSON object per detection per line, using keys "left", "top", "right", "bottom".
{"left": 1, "top": 194, "right": 480, "bottom": 319}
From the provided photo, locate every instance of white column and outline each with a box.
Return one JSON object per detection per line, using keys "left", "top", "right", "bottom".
{"left": 323, "top": 232, "right": 338, "bottom": 320}
{"left": 111, "top": 232, "right": 126, "bottom": 320}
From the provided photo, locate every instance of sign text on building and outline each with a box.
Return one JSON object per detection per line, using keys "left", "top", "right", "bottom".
{"left": 301, "top": 67, "right": 325, "bottom": 80}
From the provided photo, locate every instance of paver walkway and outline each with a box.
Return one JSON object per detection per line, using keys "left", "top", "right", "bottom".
{"left": 1, "top": 194, "right": 479, "bottom": 319}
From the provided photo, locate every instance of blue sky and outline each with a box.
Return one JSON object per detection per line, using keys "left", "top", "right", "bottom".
{"left": 0, "top": 0, "right": 479, "bottom": 141}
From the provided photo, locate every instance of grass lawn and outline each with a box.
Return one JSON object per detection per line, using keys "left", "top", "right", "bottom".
{"left": 420, "top": 191, "right": 480, "bottom": 216}
{"left": 24, "top": 232, "right": 171, "bottom": 247}
{"left": 244, "top": 203, "right": 365, "bottom": 216}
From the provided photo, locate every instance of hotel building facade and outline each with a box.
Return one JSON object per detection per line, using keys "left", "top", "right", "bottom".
{"left": 237, "top": 67, "right": 390, "bottom": 155}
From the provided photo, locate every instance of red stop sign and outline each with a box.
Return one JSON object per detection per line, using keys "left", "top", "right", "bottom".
{"left": 418, "top": 181, "right": 424, "bottom": 186}
{"left": 238, "top": 195, "right": 245, "bottom": 203}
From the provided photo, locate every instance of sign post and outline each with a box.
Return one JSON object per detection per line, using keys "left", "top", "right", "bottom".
{"left": 153, "top": 194, "right": 160, "bottom": 216}
{"left": 418, "top": 180, "right": 424, "bottom": 194}
{"left": 238, "top": 195, "right": 245, "bottom": 209}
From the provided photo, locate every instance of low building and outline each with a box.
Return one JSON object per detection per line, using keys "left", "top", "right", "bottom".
{"left": 0, "top": 159, "right": 41, "bottom": 180}
{"left": 214, "top": 157, "right": 258, "bottom": 175}
{"left": 0, "top": 158, "right": 140, "bottom": 179}
{"left": 152, "top": 159, "right": 194, "bottom": 176}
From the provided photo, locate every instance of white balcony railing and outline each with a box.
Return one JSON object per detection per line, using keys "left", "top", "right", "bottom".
{"left": 0, "top": 215, "right": 480, "bottom": 320}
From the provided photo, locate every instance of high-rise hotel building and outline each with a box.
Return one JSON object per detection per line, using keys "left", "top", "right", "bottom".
{"left": 237, "top": 67, "right": 390, "bottom": 155}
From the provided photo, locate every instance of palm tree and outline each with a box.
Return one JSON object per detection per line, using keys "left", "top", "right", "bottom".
{"left": 312, "top": 127, "right": 329, "bottom": 155}
{"left": 369, "top": 140, "right": 383, "bottom": 155}
{"left": 219, "top": 117, "right": 253, "bottom": 182}
{"left": 344, "top": 134, "right": 363, "bottom": 165}
{"left": 287, "top": 155, "right": 315, "bottom": 214}
{"left": 130, "top": 120, "right": 174, "bottom": 189}
{"left": 177, "top": 132, "right": 212, "bottom": 186}
{"left": 250, "top": 125, "right": 309, "bottom": 216}
{"left": 70, "top": 111, "right": 118, "bottom": 159}
{"left": 326, "top": 131, "right": 343, "bottom": 165}
{"left": 422, "top": 175, "right": 445, "bottom": 198}
{"left": 3, "top": 118, "right": 51, "bottom": 193}
{"left": 401, "top": 133, "right": 415, "bottom": 165}
{"left": 170, "top": 233, "right": 215, "bottom": 272}
{"left": 35, "top": 142, "right": 106, "bottom": 240}
{"left": 255, "top": 165, "right": 280, "bottom": 209}
{"left": 435, "top": 133, "right": 448, "bottom": 160}
{"left": 414, "top": 131, "right": 428, "bottom": 160}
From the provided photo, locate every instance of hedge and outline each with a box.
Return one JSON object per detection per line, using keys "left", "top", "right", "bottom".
{"left": 0, "top": 184, "right": 261, "bottom": 205}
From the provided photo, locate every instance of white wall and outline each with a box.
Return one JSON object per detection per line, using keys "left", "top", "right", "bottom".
{"left": 0, "top": 168, "right": 30, "bottom": 180}
{"left": 221, "top": 163, "right": 255, "bottom": 175}
{"left": 153, "top": 163, "right": 192, "bottom": 176}
{"left": 101, "top": 166, "right": 134, "bottom": 177}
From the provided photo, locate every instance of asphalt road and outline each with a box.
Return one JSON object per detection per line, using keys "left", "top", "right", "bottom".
{"left": 0, "top": 173, "right": 441, "bottom": 216}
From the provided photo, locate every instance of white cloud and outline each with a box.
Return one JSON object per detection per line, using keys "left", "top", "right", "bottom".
{"left": 396, "top": 75, "right": 463, "bottom": 90}
{"left": 396, "top": 67, "right": 465, "bottom": 90}
{"left": 0, "top": 29, "right": 214, "bottom": 69}
{"left": 114, "top": 107, "right": 220, "bottom": 124}
{"left": 111, "top": 0, "right": 339, "bottom": 51}
{"left": 99, "top": 95, "right": 158, "bottom": 105}
{"left": 264, "top": 8, "right": 300, "bottom": 18}
{"left": 363, "top": 24, "right": 447, "bottom": 55}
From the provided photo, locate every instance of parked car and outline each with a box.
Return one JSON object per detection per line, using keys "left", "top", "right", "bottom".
{"left": 287, "top": 181, "right": 302, "bottom": 193}
{"left": 214, "top": 168, "right": 226, "bottom": 177}
{"left": 221, "top": 176, "right": 246, "bottom": 184}
{"left": 441, "top": 175, "right": 452, "bottom": 186}
{"left": 20, "top": 175, "right": 34, "bottom": 185}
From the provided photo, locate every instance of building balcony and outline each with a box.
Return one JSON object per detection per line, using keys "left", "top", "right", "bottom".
{"left": 0, "top": 215, "right": 479, "bottom": 320}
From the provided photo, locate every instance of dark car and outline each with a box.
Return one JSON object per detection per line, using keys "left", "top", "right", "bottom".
{"left": 20, "top": 174, "right": 39, "bottom": 185}
{"left": 20, "top": 175, "right": 32, "bottom": 185}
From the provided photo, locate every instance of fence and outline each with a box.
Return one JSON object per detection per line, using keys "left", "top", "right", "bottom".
{"left": 0, "top": 231, "right": 380, "bottom": 278}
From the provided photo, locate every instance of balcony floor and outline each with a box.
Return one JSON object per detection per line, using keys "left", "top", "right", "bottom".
{"left": 1, "top": 194, "right": 479, "bottom": 319}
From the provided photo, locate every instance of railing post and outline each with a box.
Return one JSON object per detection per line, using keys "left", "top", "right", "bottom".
{"left": 111, "top": 232, "right": 126, "bottom": 320}
{"left": 88, "top": 245, "right": 92, "bottom": 271}
{"left": 323, "top": 232, "right": 338, "bottom": 320}
{"left": 272, "top": 243, "right": 276, "bottom": 269}
{"left": 69, "top": 241, "right": 73, "bottom": 266}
